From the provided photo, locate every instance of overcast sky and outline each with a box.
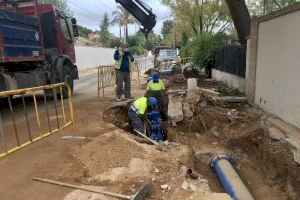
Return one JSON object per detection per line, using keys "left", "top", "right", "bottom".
{"left": 66, "top": 0, "right": 172, "bottom": 35}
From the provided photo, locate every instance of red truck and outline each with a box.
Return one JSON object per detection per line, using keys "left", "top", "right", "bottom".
{"left": 0, "top": 0, "right": 78, "bottom": 96}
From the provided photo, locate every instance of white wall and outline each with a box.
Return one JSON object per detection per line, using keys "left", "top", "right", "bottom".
{"left": 212, "top": 69, "right": 246, "bottom": 93}
{"left": 75, "top": 46, "right": 115, "bottom": 70}
{"left": 255, "top": 11, "right": 300, "bottom": 129}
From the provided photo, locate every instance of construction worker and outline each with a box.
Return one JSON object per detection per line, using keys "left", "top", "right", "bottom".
{"left": 128, "top": 96, "right": 157, "bottom": 134}
{"left": 114, "top": 44, "right": 134, "bottom": 101}
{"left": 146, "top": 72, "right": 167, "bottom": 121}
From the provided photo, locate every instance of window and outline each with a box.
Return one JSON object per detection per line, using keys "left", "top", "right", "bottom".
{"left": 159, "top": 50, "right": 177, "bottom": 58}
{"left": 59, "top": 17, "right": 71, "bottom": 40}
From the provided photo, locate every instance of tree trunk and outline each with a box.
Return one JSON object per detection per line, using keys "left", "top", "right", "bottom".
{"left": 225, "top": 0, "right": 251, "bottom": 45}
{"left": 126, "top": 25, "right": 129, "bottom": 43}
{"left": 119, "top": 24, "right": 122, "bottom": 39}
{"left": 123, "top": 25, "right": 126, "bottom": 44}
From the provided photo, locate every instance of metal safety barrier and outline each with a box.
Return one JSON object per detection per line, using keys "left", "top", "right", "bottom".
{"left": 0, "top": 83, "right": 74, "bottom": 159}
{"left": 97, "top": 56, "right": 155, "bottom": 98}
{"left": 97, "top": 65, "right": 115, "bottom": 98}
{"left": 180, "top": 57, "right": 192, "bottom": 65}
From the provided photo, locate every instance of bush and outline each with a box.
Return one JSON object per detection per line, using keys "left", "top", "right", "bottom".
{"left": 182, "top": 33, "right": 228, "bottom": 68}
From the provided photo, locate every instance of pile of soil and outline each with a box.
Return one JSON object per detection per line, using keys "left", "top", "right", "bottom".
{"left": 69, "top": 129, "right": 225, "bottom": 199}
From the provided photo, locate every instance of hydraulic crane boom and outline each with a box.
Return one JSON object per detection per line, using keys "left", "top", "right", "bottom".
{"left": 115, "top": 0, "right": 157, "bottom": 35}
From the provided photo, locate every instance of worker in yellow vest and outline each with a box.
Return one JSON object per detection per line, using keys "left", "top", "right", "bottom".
{"left": 114, "top": 44, "right": 134, "bottom": 101}
{"left": 146, "top": 72, "right": 167, "bottom": 121}
{"left": 128, "top": 96, "right": 157, "bottom": 133}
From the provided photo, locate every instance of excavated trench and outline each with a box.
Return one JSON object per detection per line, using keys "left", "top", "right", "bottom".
{"left": 103, "top": 79, "right": 300, "bottom": 200}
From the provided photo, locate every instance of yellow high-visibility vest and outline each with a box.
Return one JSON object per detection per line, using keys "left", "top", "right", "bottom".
{"left": 115, "top": 49, "right": 131, "bottom": 70}
{"left": 134, "top": 97, "right": 147, "bottom": 115}
{"left": 147, "top": 79, "right": 165, "bottom": 91}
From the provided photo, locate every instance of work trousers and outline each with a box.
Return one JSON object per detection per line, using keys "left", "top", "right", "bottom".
{"left": 128, "top": 106, "right": 144, "bottom": 134}
{"left": 115, "top": 70, "right": 131, "bottom": 98}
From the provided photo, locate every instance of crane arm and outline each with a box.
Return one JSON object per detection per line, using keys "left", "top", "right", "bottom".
{"left": 115, "top": 0, "right": 157, "bottom": 35}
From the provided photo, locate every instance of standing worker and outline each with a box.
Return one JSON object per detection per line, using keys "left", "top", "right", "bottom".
{"left": 128, "top": 96, "right": 157, "bottom": 134}
{"left": 114, "top": 44, "right": 134, "bottom": 101}
{"left": 146, "top": 72, "right": 167, "bottom": 121}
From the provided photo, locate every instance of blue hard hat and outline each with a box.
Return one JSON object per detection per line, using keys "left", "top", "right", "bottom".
{"left": 152, "top": 72, "right": 159, "bottom": 81}
{"left": 149, "top": 97, "right": 157, "bottom": 107}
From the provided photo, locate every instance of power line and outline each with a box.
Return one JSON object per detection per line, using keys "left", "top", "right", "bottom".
{"left": 68, "top": 1, "right": 102, "bottom": 20}
{"left": 97, "top": 0, "right": 114, "bottom": 11}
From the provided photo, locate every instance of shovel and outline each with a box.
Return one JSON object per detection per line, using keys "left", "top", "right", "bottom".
{"left": 33, "top": 177, "right": 150, "bottom": 200}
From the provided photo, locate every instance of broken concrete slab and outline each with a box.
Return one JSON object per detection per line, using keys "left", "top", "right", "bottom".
{"left": 212, "top": 96, "right": 248, "bottom": 103}
{"left": 199, "top": 88, "right": 221, "bottom": 97}
{"left": 167, "top": 89, "right": 186, "bottom": 122}
{"left": 268, "top": 127, "right": 286, "bottom": 141}
{"left": 267, "top": 118, "right": 300, "bottom": 164}
{"left": 183, "top": 101, "right": 193, "bottom": 118}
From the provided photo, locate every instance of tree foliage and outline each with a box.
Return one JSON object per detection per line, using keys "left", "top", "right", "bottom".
{"left": 161, "top": 0, "right": 231, "bottom": 36}
{"left": 38, "top": 0, "right": 72, "bottom": 16}
{"left": 181, "top": 32, "right": 229, "bottom": 67}
{"left": 111, "top": 5, "right": 136, "bottom": 43}
{"left": 99, "top": 13, "right": 110, "bottom": 47}
{"left": 161, "top": 20, "right": 173, "bottom": 39}
{"left": 246, "top": 0, "right": 297, "bottom": 15}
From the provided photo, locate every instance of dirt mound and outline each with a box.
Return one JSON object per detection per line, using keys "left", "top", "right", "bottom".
{"left": 71, "top": 131, "right": 147, "bottom": 177}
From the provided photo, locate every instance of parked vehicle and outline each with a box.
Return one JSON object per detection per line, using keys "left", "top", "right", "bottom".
{"left": 155, "top": 49, "right": 180, "bottom": 68}
{"left": 0, "top": 1, "right": 78, "bottom": 96}
{"left": 152, "top": 46, "right": 171, "bottom": 58}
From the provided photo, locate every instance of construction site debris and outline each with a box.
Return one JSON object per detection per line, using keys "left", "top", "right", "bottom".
{"left": 167, "top": 89, "right": 186, "bottom": 122}
{"left": 33, "top": 177, "right": 151, "bottom": 200}
{"left": 212, "top": 96, "right": 248, "bottom": 103}
{"left": 199, "top": 88, "right": 221, "bottom": 97}
{"left": 160, "top": 184, "right": 169, "bottom": 190}
{"left": 187, "top": 78, "right": 198, "bottom": 91}
{"left": 181, "top": 180, "right": 189, "bottom": 191}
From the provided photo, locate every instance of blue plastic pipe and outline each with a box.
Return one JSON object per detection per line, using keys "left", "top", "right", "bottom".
{"left": 211, "top": 154, "right": 255, "bottom": 200}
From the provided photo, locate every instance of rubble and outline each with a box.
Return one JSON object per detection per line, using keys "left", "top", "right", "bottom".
{"left": 199, "top": 88, "right": 221, "bottom": 97}
{"left": 181, "top": 180, "right": 189, "bottom": 190}
{"left": 167, "top": 89, "right": 186, "bottom": 122}
{"left": 212, "top": 96, "right": 247, "bottom": 103}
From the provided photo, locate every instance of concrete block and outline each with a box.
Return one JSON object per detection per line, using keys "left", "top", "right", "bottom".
{"left": 212, "top": 96, "right": 248, "bottom": 103}
{"left": 187, "top": 78, "right": 198, "bottom": 91}
{"left": 268, "top": 118, "right": 300, "bottom": 164}
{"left": 199, "top": 88, "right": 221, "bottom": 97}
{"left": 183, "top": 102, "right": 193, "bottom": 118}
{"left": 268, "top": 126, "right": 285, "bottom": 141}
{"left": 167, "top": 89, "right": 186, "bottom": 122}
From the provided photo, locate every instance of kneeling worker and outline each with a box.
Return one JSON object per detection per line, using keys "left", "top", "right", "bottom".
{"left": 146, "top": 72, "right": 167, "bottom": 120}
{"left": 128, "top": 96, "right": 157, "bottom": 134}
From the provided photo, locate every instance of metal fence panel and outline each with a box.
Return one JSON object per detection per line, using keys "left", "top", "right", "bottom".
{"left": 214, "top": 45, "right": 246, "bottom": 78}
{"left": 0, "top": 83, "right": 74, "bottom": 159}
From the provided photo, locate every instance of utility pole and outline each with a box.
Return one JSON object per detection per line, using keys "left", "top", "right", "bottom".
{"left": 172, "top": 19, "right": 176, "bottom": 49}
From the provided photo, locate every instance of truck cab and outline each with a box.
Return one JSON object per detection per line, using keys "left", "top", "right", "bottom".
{"left": 0, "top": 1, "right": 78, "bottom": 94}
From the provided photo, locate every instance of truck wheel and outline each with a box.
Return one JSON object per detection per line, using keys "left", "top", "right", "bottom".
{"left": 61, "top": 65, "right": 74, "bottom": 98}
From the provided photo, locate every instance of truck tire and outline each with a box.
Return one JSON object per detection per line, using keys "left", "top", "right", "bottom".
{"left": 61, "top": 65, "right": 74, "bottom": 98}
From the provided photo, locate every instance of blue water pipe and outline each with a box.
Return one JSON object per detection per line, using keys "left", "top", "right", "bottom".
{"left": 211, "top": 154, "right": 255, "bottom": 200}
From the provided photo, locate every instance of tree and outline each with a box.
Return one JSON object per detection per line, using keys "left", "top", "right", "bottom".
{"left": 161, "top": 0, "right": 231, "bottom": 36}
{"left": 225, "top": 0, "right": 251, "bottom": 45}
{"left": 77, "top": 25, "right": 92, "bottom": 38}
{"left": 38, "top": 0, "right": 72, "bottom": 16}
{"left": 99, "top": 13, "right": 110, "bottom": 47}
{"left": 161, "top": 20, "right": 174, "bottom": 39}
{"left": 111, "top": 5, "right": 136, "bottom": 44}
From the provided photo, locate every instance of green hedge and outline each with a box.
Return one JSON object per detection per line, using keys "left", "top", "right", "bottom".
{"left": 181, "top": 33, "right": 228, "bottom": 68}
